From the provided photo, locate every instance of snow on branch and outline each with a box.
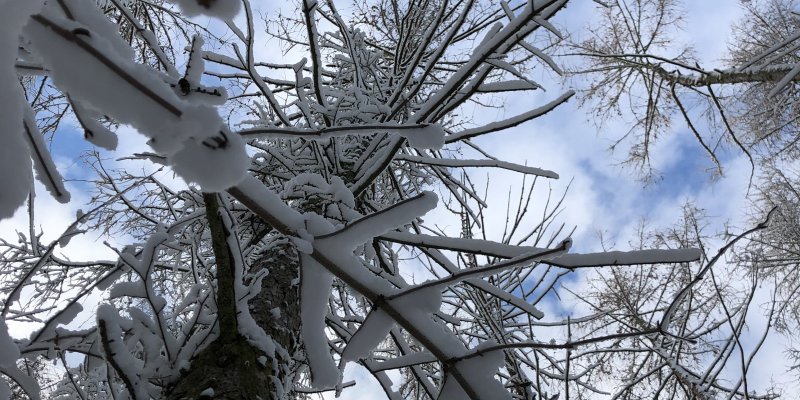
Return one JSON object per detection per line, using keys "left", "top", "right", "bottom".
{"left": 0, "top": 0, "right": 44, "bottom": 218}
{"left": 380, "top": 230, "right": 552, "bottom": 258}
{"left": 395, "top": 154, "right": 559, "bottom": 178}
{"left": 445, "top": 90, "right": 575, "bottom": 143}
{"left": 546, "top": 248, "right": 703, "bottom": 269}
{"left": 240, "top": 123, "right": 446, "bottom": 150}
{"left": 170, "top": 0, "right": 240, "bottom": 20}
{"left": 24, "top": 7, "right": 249, "bottom": 191}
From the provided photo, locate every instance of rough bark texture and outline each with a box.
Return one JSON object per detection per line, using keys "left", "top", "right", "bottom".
{"left": 248, "top": 239, "right": 302, "bottom": 389}
{"left": 166, "top": 192, "right": 308, "bottom": 399}
{"left": 167, "top": 194, "right": 297, "bottom": 400}
{"left": 166, "top": 336, "right": 273, "bottom": 400}
{"left": 203, "top": 193, "right": 238, "bottom": 343}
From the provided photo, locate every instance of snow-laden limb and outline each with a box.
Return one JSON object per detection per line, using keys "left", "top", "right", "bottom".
{"left": 185, "top": 36, "right": 206, "bottom": 86}
{"left": 395, "top": 154, "right": 559, "bottom": 178}
{"left": 229, "top": 178, "right": 482, "bottom": 393}
{"left": 230, "top": 170, "right": 709, "bottom": 398}
{"left": 174, "top": 35, "right": 228, "bottom": 106}
{"left": 478, "top": 80, "right": 540, "bottom": 93}
{"left": 170, "top": 0, "right": 240, "bottom": 20}
{"left": 97, "top": 305, "right": 150, "bottom": 400}
{"left": 412, "top": 0, "right": 568, "bottom": 122}
{"left": 339, "top": 308, "right": 394, "bottom": 364}
{"left": 348, "top": 0, "right": 572, "bottom": 196}
{"left": 240, "top": 123, "right": 446, "bottom": 150}
{"left": 445, "top": 90, "right": 575, "bottom": 143}
{"left": 89, "top": 220, "right": 223, "bottom": 397}
{"left": 5, "top": 200, "right": 213, "bottom": 397}
{"left": 231, "top": 176, "right": 521, "bottom": 398}
{"left": 23, "top": 4, "right": 249, "bottom": 191}
{"left": 547, "top": 248, "right": 703, "bottom": 268}
{"left": 106, "top": 0, "right": 179, "bottom": 78}
{"left": 218, "top": 202, "right": 276, "bottom": 357}
{"left": 380, "top": 230, "right": 552, "bottom": 258}
{"left": 373, "top": 350, "right": 437, "bottom": 372}
{"left": 301, "top": 0, "right": 328, "bottom": 122}
{"left": 0, "top": 366, "right": 41, "bottom": 400}
{"left": 438, "top": 341, "right": 506, "bottom": 400}
{"left": 22, "top": 106, "right": 71, "bottom": 204}
{"left": 315, "top": 191, "right": 438, "bottom": 247}
{"left": 0, "top": 319, "right": 37, "bottom": 400}
{"left": 0, "top": 320, "right": 19, "bottom": 371}
{"left": 387, "top": 239, "right": 572, "bottom": 300}
{"left": 330, "top": 321, "right": 436, "bottom": 399}
{"left": 416, "top": 245, "right": 546, "bottom": 319}
{"left": 70, "top": 98, "right": 118, "bottom": 150}
{"left": 497, "top": 0, "right": 564, "bottom": 75}
{"left": 0, "top": 0, "right": 44, "bottom": 218}
{"left": 299, "top": 254, "right": 338, "bottom": 389}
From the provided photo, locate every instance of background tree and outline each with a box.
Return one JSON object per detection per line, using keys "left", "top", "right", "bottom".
{"left": 563, "top": 0, "right": 800, "bottom": 178}
{"left": 562, "top": 0, "right": 800, "bottom": 396}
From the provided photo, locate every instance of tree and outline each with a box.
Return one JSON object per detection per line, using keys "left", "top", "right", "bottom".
{"left": 0, "top": 0, "right": 767, "bottom": 399}
{"left": 563, "top": 0, "right": 800, "bottom": 179}
{"left": 561, "top": 0, "right": 800, "bottom": 395}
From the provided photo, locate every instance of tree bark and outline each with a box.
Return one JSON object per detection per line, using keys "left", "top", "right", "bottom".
{"left": 166, "top": 194, "right": 301, "bottom": 399}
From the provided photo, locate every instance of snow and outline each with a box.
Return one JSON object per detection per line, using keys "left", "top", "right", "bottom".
{"left": 400, "top": 124, "right": 446, "bottom": 150}
{"left": 218, "top": 208, "right": 277, "bottom": 358}
{"left": 437, "top": 341, "right": 509, "bottom": 400}
{"left": 374, "top": 351, "right": 436, "bottom": 371}
{"left": 318, "top": 192, "right": 438, "bottom": 247}
{"left": 444, "top": 90, "right": 575, "bottom": 143}
{"left": 170, "top": 0, "right": 241, "bottom": 20}
{"left": 233, "top": 175, "right": 528, "bottom": 397}
{"left": 109, "top": 281, "right": 146, "bottom": 299}
{"left": 549, "top": 248, "right": 703, "bottom": 268}
{"left": 395, "top": 154, "right": 559, "bottom": 178}
{"left": 169, "top": 127, "right": 251, "bottom": 192}
{"left": 57, "top": 209, "right": 87, "bottom": 247}
{"left": 0, "top": 0, "right": 44, "bottom": 219}
{"left": 0, "top": 320, "right": 20, "bottom": 369}
{"left": 96, "top": 305, "right": 150, "bottom": 399}
{"left": 340, "top": 308, "right": 393, "bottom": 363}
{"left": 478, "top": 80, "right": 539, "bottom": 92}
{"left": 0, "top": 0, "right": 732, "bottom": 398}
{"left": 381, "top": 230, "right": 550, "bottom": 258}
{"left": 184, "top": 36, "right": 206, "bottom": 85}
{"left": 23, "top": 106, "right": 71, "bottom": 204}
{"left": 299, "top": 254, "right": 338, "bottom": 389}
{"left": 230, "top": 175, "right": 307, "bottom": 234}
{"left": 64, "top": 0, "right": 137, "bottom": 61}
{"left": 24, "top": 9, "right": 249, "bottom": 192}
{"left": 0, "top": 379, "right": 9, "bottom": 400}
{"left": 71, "top": 100, "right": 118, "bottom": 150}
{"left": 120, "top": 229, "right": 168, "bottom": 276}
{"left": 240, "top": 123, "right": 446, "bottom": 150}
{"left": 24, "top": 13, "right": 179, "bottom": 146}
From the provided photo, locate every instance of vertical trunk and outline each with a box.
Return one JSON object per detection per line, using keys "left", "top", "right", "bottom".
{"left": 248, "top": 237, "right": 303, "bottom": 396}
{"left": 166, "top": 195, "right": 301, "bottom": 399}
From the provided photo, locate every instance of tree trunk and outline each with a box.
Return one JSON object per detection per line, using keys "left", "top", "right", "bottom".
{"left": 166, "top": 196, "right": 302, "bottom": 399}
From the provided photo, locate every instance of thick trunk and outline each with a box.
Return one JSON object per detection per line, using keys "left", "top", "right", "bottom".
{"left": 166, "top": 259, "right": 300, "bottom": 399}
{"left": 166, "top": 196, "right": 302, "bottom": 399}
{"left": 166, "top": 336, "right": 273, "bottom": 399}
